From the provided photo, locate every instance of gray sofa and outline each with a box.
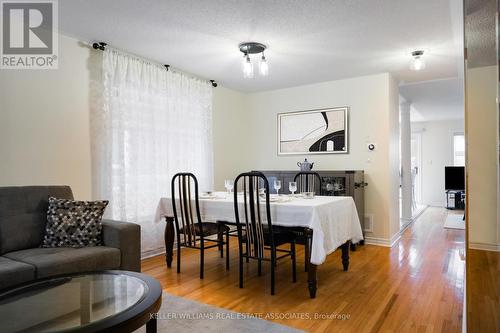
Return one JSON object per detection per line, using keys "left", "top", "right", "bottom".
{"left": 0, "top": 186, "right": 141, "bottom": 290}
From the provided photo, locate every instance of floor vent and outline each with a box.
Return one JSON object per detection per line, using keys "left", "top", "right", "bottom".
{"left": 364, "top": 215, "right": 374, "bottom": 232}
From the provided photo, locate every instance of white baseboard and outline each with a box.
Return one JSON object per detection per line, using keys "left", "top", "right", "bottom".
{"left": 390, "top": 232, "right": 402, "bottom": 246}
{"left": 365, "top": 206, "right": 429, "bottom": 248}
{"left": 400, "top": 218, "right": 412, "bottom": 231}
{"left": 141, "top": 247, "right": 166, "bottom": 259}
{"left": 364, "top": 234, "right": 401, "bottom": 247}
{"left": 140, "top": 234, "right": 221, "bottom": 260}
{"left": 365, "top": 232, "right": 402, "bottom": 247}
{"left": 469, "top": 242, "right": 500, "bottom": 252}
{"left": 364, "top": 236, "right": 393, "bottom": 247}
{"left": 428, "top": 202, "right": 445, "bottom": 208}
{"left": 412, "top": 205, "right": 428, "bottom": 220}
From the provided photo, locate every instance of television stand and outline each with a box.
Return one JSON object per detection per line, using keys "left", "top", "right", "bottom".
{"left": 446, "top": 190, "right": 465, "bottom": 210}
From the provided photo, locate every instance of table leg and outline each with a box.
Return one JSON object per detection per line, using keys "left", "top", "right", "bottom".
{"left": 146, "top": 317, "right": 157, "bottom": 333}
{"left": 305, "top": 227, "right": 317, "bottom": 298}
{"left": 341, "top": 241, "right": 350, "bottom": 271}
{"left": 307, "top": 263, "right": 317, "bottom": 299}
{"left": 164, "top": 216, "right": 175, "bottom": 268}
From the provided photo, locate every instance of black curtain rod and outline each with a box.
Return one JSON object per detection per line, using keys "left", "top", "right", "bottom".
{"left": 92, "top": 42, "right": 217, "bottom": 88}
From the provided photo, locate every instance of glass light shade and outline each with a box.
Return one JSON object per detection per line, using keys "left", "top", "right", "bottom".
{"left": 242, "top": 55, "right": 254, "bottom": 78}
{"left": 259, "top": 55, "right": 269, "bottom": 76}
{"left": 410, "top": 56, "right": 425, "bottom": 71}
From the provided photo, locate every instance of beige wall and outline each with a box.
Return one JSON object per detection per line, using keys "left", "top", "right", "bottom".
{"left": 388, "top": 75, "right": 401, "bottom": 240}
{"left": 0, "top": 35, "right": 93, "bottom": 199}
{"left": 212, "top": 87, "right": 250, "bottom": 189}
{"left": 0, "top": 34, "right": 401, "bottom": 244}
{"left": 466, "top": 65, "right": 499, "bottom": 248}
{"left": 0, "top": 35, "right": 249, "bottom": 200}
{"left": 237, "top": 73, "right": 401, "bottom": 242}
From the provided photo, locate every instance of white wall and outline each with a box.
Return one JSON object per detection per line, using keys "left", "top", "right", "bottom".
{"left": 388, "top": 75, "right": 402, "bottom": 240}
{"left": 412, "top": 119, "right": 465, "bottom": 207}
{"left": 400, "top": 102, "right": 413, "bottom": 222}
{"left": 240, "top": 73, "right": 401, "bottom": 242}
{"left": 465, "top": 66, "right": 499, "bottom": 249}
{"left": 0, "top": 35, "right": 94, "bottom": 199}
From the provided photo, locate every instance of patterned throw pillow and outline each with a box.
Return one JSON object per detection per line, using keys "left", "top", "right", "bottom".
{"left": 42, "top": 197, "right": 109, "bottom": 248}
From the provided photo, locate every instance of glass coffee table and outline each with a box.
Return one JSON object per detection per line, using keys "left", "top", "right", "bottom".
{"left": 0, "top": 271, "right": 162, "bottom": 333}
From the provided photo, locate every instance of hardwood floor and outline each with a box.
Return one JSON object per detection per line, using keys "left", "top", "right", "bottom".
{"left": 142, "top": 207, "right": 465, "bottom": 332}
{"left": 467, "top": 249, "right": 500, "bottom": 332}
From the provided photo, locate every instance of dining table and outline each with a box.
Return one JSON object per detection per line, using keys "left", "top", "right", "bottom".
{"left": 155, "top": 192, "right": 363, "bottom": 298}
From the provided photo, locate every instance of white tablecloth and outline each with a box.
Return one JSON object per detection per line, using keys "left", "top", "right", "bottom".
{"left": 154, "top": 193, "right": 363, "bottom": 265}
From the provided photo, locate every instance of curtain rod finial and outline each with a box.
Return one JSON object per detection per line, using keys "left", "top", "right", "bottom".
{"left": 92, "top": 42, "right": 107, "bottom": 51}
{"left": 210, "top": 80, "right": 217, "bottom": 88}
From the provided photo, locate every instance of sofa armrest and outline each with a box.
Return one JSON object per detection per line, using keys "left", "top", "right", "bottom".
{"left": 101, "top": 219, "right": 141, "bottom": 272}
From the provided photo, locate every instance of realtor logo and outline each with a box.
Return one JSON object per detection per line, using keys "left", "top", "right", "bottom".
{"left": 1, "top": 0, "right": 58, "bottom": 69}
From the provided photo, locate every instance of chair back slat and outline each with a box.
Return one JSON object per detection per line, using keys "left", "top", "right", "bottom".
{"left": 171, "top": 173, "right": 203, "bottom": 247}
{"left": 294, "top": 172, "right": 322, "bottom": 194}
{"left": 234, "top": 172, "right": 272, "bottom": 260}
{"left": 177, "top": 179, "right": 188, "bottom": 244}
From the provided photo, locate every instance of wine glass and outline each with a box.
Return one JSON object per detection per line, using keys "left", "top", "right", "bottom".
{"left": 289, "top": 181, "right": 297, "bottom": 195}
{"left": 224, "top": 179, "right": 234, "bottom": 194}
{"left": 274, "top": 180, "right": 281, "bottom": 195}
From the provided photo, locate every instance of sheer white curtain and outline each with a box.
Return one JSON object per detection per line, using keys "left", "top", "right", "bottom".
{"left": 93, "top": 48, "right": 213, "bottom": 255}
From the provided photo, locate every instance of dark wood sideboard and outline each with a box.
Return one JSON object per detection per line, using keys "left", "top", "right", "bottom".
{"left": 258, "top": 170, "right": 367, "bottom": 243}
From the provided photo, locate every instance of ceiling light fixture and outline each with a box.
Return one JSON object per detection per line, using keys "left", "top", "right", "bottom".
{"left": 259, "top": 53, "right": 269, "bottom": 76}
{"left": 239, "top": 42, "right": 268, "bottom": 78}
{"left": 409, "top": 50, "right": 425, "bottom": 71}
{"left": 242, "top": 53, "right": 254, "bottom": 78}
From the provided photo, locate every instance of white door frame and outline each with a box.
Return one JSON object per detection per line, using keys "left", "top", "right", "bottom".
{"left": 411, "top": 132, "right": 423, "bottom": 206}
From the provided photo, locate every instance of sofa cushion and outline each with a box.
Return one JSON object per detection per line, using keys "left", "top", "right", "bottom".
{"left": 42, "top": 197, "right": 108, "bottom": 248}
{"left": 3, "top": 247, "right": 121, "bottom": 278}
{"left": 0, "top": 186, "right": 74, "bottom": 254}
{"left": 0, "top": 256, "right": 35, "bottom": 290}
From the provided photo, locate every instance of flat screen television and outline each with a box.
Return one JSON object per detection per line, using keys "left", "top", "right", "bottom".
{"left": 445, "top": 166, "right": 465, "bottom": 191}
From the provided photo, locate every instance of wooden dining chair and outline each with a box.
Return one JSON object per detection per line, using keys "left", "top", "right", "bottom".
{"left": 233, "top": 171, "right": 297, "bottom": 295}
{"left": 171, "top": 172, "right": 230, "bottom": 279}
{"left": 293, "top": 171, "right": 322, "bottom": 272}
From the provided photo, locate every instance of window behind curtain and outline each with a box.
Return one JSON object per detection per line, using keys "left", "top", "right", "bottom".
{"left": 453, "top": 133, "right": 465, "bottom": 166}
{"left": 93, "top": 48, "right": 213, "bottom": 256}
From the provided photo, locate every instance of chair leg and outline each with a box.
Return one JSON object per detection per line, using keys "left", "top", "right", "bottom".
{"left": 200, "top": 246, "right": 204, "bottom": 279}
{"left": 271, "top": 252, "right": 276, "bottom": 295}
{"left": 225, "top": 230, "right": 230, "bottom": 270}
{"left": 258, "top": 259, "right": 262, "bottom": 276}
{"left": 217, "top": 227, "right": 223, "bottom": 258}
{"left": 176, "top": 243, "right": 181, "bottom": 274}
{"left": 291, "top": 241, "right": 297, "bottom": 283}
{"left": 304, "top": 236, "right": 309, "bottom": 272}
{"left": 239, "top": 254, "right": 244, "bottom": 288}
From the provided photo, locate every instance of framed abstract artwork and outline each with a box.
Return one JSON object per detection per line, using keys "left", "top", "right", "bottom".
{"left": 277, "top": 107, "right": 349, "bottom": 155}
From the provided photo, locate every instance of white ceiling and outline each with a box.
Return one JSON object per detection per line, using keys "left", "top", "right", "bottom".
{"left": 59, "top": 0, "right": 464, "bottom": 92}
{"left": 399, "top": 78, "right": 464, "bottom": 122}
